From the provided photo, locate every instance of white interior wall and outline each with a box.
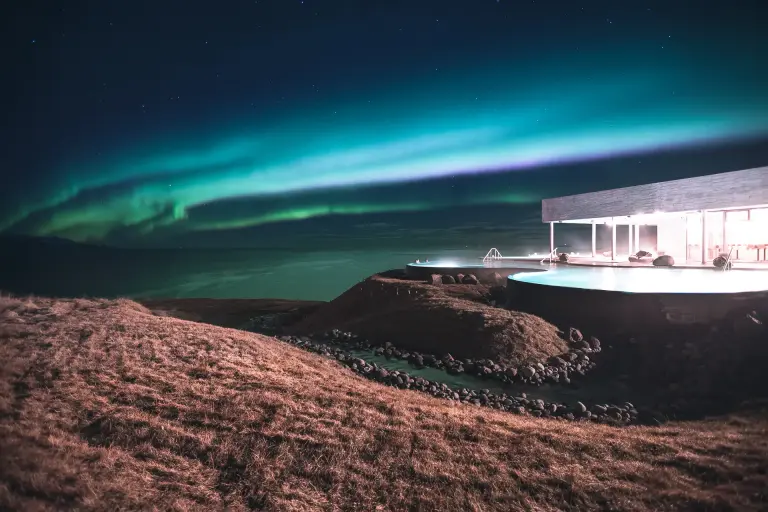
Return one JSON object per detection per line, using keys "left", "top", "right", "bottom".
{"left": 656, "top": 215, "right": 687, "bottom": 261}
{"left": 637, "top": 225, "right": 657, "bottom": 253}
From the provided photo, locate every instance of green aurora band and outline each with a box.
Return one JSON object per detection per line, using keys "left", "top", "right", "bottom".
{"left": 4, "top": 58, "right": 768, "bottom": 243}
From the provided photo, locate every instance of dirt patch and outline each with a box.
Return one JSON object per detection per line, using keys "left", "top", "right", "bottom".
{"left": 291, "top": 274, "right": 572, "bottom": 366}
{"left": 140, "top": 297, "right": 323, "bottom": 330}
{"left": 0, "top": 295, "right": 767, "bottom": 510}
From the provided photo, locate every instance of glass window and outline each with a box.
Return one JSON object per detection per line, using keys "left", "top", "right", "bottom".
{"left": 726, "top": 210, "right": 749, "bottom": 221}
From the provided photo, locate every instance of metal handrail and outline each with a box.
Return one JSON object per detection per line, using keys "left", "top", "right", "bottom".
{"left": 483, "top": 247, "right": 502, "bottom": 262}
{"left": 722, "top": 246, "right": 734, "bottom": 271}
{"left": 541, "top": 247, "right": 559, "bottom": 265}
{"left": 483, "top": 248, "right": 502, "bottom": 261}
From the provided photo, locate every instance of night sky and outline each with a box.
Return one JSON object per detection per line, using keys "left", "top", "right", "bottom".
{"left": 3, "top": 0, "right": 768, "bottom": 249}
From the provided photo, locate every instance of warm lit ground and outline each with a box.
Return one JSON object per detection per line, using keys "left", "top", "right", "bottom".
{"left": 1, "top": 295, "right": 767, "bottom": 511}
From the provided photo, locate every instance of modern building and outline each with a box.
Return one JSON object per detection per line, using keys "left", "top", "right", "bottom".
{"left": 541, "top": 165, "right": 768, "bottom": 264}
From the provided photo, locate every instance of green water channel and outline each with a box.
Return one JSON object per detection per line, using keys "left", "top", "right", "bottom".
{"left": 345, "top": 348, "right": 634, "bottom": 407}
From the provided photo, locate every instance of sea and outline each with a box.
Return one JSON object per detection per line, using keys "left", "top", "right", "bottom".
{"left": 0, "top": 219, "right": 608, "bottom": 301}
{"left": 0, "top": 244, "right": 507, "bottom": 301}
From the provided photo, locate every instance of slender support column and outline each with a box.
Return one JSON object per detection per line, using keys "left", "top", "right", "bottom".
{"left": 634, "top": 223, "right": 640, "bottom": 251}
{"left": 721, "top": 211, "right": 727, "bottom": 254}
{"left": 701, "top": 210, "right": 707, "bottom": 264}
{"left": 628, "top": 224, "right": 633, "bottom": 256}
{"left": 591, "top": 222, "right": 596, "bottom": 258}
{"left": 549, "top": 222, "right": 554, "bottom": 256}
{"left": 611, "top": 219, "right": 616, "bottom": 261}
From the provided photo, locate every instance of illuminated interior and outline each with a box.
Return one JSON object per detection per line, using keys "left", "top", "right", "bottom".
{"left": 556, "top": 205, "right": 768, "bottom": 264}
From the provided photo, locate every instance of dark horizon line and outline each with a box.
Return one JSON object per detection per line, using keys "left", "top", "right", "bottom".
{"left": 0, "top": 233, "right": 482, "bottom": 253}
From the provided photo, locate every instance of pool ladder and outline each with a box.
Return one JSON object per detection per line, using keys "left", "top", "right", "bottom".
{"left": 722, "top": 246, "right": 734, "bottom": 271}
{"left": 483, "top": 247, "right": 502, "bottom": 262}
{"left": 541, "top": 247, "right": 559, "bottom": 265}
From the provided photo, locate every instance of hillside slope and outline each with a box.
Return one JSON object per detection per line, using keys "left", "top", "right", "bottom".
{"left": 140, "top": 297, "right": 324, "bottom": 330}
{"left": 291, "top": 274, "right": 568, "bottom": 366}
{"left": 1, "top": 295, "right": 767, "bottom": 511}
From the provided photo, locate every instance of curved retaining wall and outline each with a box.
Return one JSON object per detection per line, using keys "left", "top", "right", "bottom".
{"left": 506, "top": 277, "right": 768, "bottom": 335}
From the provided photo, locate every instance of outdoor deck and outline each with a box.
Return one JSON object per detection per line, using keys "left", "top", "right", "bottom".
{"left": 499, "top": 255, "right": 768, "bottom": 271}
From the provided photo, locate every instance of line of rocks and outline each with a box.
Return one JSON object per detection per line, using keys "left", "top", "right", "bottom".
{"left": 246, "top": 313, "right": 281, "bottom": 333}
{"left": 431, "top": 273, "right": 481, "bottom": 285}
{"left": 243, "top": 315, "right": 602, "bottom": 389}
{"left": 277, "top": 334, "right": 639, "bottom": 425}
{"left": 429, "top": 272, "right": 508, "bottom": 287}
{"left": 316, "top": 327, "right": 601, "bottom": 388}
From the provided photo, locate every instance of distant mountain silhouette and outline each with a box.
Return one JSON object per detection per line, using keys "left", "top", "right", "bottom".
{"left": 0, "top": 233, "right": 110, "bottom": 250}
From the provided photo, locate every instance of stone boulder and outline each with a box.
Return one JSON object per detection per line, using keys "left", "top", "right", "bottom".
{"left": 455, "top": 273, "right": 465, "bottom": 283}
{"left": 429, "top": 274, "right": 442, "bottom": 285}
{"left": 632, "top": 250, "right": 654, "bottom": 263}
{"left": 713, "top": 255, "right": 732, "bottom": 269}
{"left": 569, "top": 327, "right": 583, "bottom": 343}
{"left": 441, "top": 274, "right": 456, "bottom": 284}
{"left": 461, "top": 274, "right": 479, "bottom": 285}
{"left": 548, "top": 355, "right": 568, "bottom": 368}
{"left": 652, "top": 255, "right": 675, "bottom": 267}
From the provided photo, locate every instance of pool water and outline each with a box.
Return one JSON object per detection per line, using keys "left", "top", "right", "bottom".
{"left": 409, "top": 259, "right": 542, "bottom": 269}
{"left": 511, "top": 267, "right": 768, "bottom": 294}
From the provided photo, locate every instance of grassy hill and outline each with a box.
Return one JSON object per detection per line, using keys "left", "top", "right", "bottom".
{"left": 291, "top": 273, "right": 568, "bottom": 367}
{"left": 1, "top": 295, "right": 767, "bottom": 511}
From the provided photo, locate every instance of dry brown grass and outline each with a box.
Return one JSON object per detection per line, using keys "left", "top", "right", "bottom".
{"left": 292, "top": 274, "right": 568, "bottom": 366}
{"left": 1, "top": 295, "right": 767, "bottom": 511}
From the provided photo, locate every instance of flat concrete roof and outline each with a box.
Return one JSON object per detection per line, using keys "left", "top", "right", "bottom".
{"left": 542, "top": 165, "right": 768, "bottom": 223}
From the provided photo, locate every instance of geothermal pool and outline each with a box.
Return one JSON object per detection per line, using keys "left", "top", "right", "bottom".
{"left": 511, "top": 266, "right": 768, "bottom": 294}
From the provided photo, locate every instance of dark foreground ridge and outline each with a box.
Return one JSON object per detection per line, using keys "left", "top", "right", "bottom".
{"left": 2, "top": 278, "right": 768, "bottom": 510}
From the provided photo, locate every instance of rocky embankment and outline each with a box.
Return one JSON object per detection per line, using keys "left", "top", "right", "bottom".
{"left": 150, "top": 272, "right": 767, "bottom": 426}
{"left": 332, "top": 326, "right": 600, "bottom": 387}
{"left": 251, "top": 306, "right": 768, "bottom": 425}
{"left": 273, "top": 328, "right": 641, "bottom": 425}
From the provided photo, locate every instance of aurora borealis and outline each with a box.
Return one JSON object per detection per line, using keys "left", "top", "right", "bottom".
{"left": 4, "top": 0, "right": 768, "bottom": 247}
